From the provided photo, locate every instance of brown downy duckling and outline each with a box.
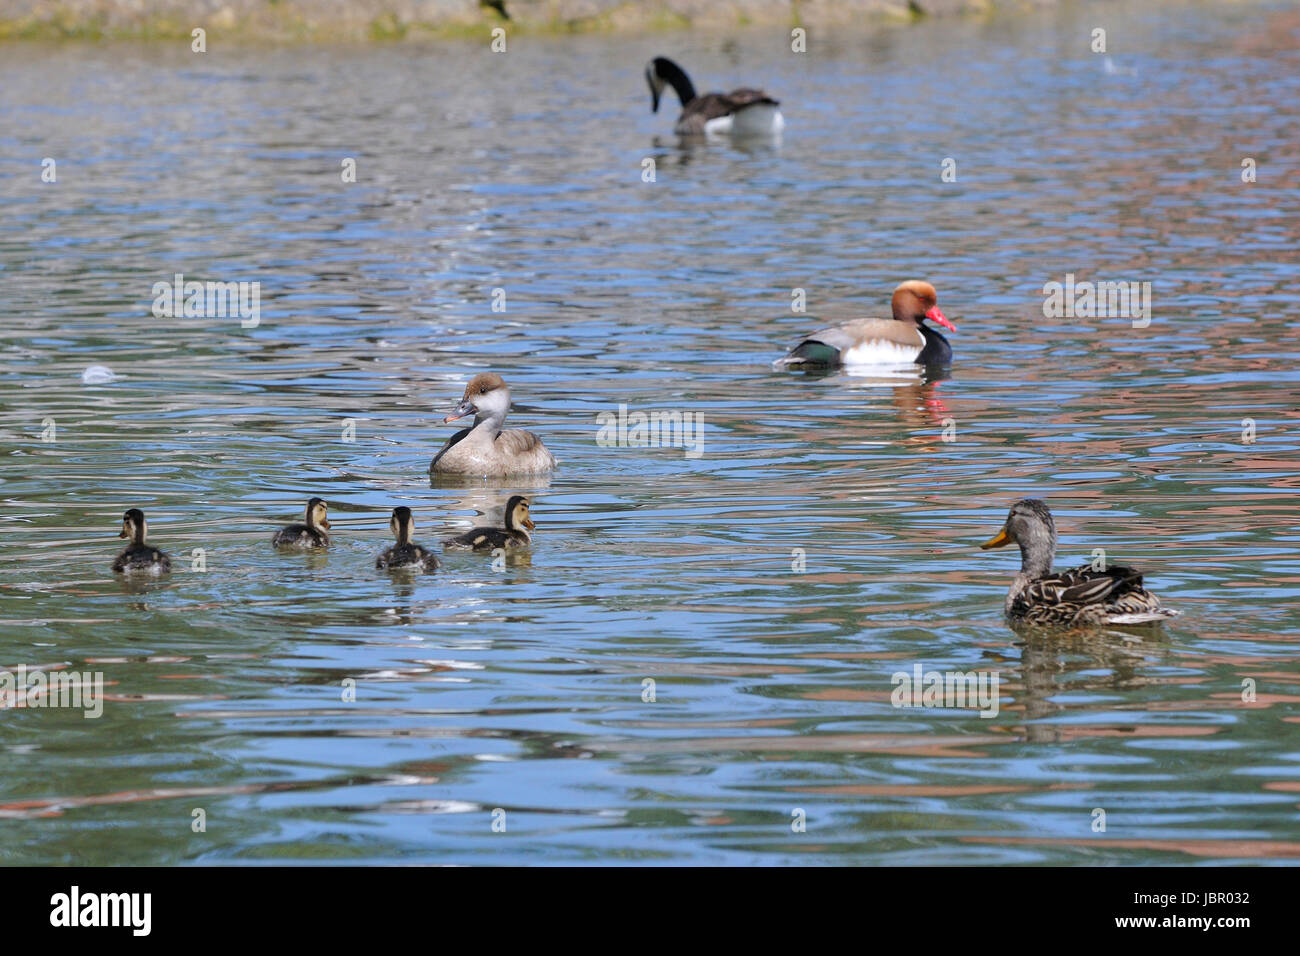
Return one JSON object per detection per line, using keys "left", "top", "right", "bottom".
{"left": 443, "top": 495, "right": 534, "bottom": 552}
{"left": 376, "top": 507, "right": 441, "bottom": 571}
{"left": 272, "top": 497, "right": 331, "bottom": 548}
{"left": 112, "top": 508, "right": 171, "bottom": 574}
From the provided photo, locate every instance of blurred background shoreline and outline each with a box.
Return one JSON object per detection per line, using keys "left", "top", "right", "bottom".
{"left": 1, "top": 0, "right": 1064, "bottom": 43}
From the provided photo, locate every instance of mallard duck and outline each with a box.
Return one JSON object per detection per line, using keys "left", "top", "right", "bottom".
{"left": 112, "top": 508, "right": 171, "bottom": 574}
{"left": 272, "top": 497, "right": 331, "bottom": 548}
{"left": 376, "top": 506, "right": 441, "bottom": 570}
{"left": 443, "top": 495, "right": 534, "bottom": 551}
{"left": 646, "top": 56, "right": 784, "bottom": 136}
{"left": 980, "top": 498, "right": 1178, "bottom": 627}
{"left": 774, "top": 280, "right": 957, "bottom": 369}
{"left": 430, "top": 373, "right": 556, "bottom": 477}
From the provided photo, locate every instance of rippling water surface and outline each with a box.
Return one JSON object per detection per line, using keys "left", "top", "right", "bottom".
{"left": 2, "top": 0, "right": 1299, "bottom": 864}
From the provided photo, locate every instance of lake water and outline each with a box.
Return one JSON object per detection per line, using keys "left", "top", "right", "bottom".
{"left": 2, "top": 0, "right": 1299, "bottom": 864}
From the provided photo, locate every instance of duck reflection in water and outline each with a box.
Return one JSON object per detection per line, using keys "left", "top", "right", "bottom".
{"left": 1011, "top": 626, "right": 1174, "bottom": 744}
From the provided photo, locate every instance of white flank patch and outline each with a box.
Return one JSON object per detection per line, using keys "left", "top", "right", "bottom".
{"left": 841, "top": 339, "right": 922, "bottom": 367}
{"left": 1108, "top": 610, "right": 1179, "bottom": 624}
{"left": 703, "top": 114, "right": 733, "bottom": 134}
{"left": 706, "top": 105, "right": 784, "bottom": 137}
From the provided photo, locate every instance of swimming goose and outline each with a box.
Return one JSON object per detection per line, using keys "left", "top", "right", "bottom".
{"left": 774, "top": 280, "right": 956, "bottom": 369}
{"left": 376, "top": 507, "right": 440, "bottom": 571}
{"left": 112, "top": 509, "right": 171, "bottom": 574}
{"left": 646, "top": 56, "right": 784, "bottom": 136}
{"left": 430, "top": 373, "right": 556, "bottom": 477}
{"left": 980, "top": 498, "right": 1178, "bottom": 627}
{"left": 272, "top": 497, "right": 331, "bottom": 548}
{"left": 443, "top": 495, "right": 534, "bottom": 551}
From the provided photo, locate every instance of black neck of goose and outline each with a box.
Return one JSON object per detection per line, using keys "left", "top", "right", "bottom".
{"left": 657, "top": 59, "right": 697, "bottom": 107}
{"left": 396, "top": 522, "right": 412, "bottom": 546}
{"left": 131, "top": 522, "right": 146, "bottom": 546}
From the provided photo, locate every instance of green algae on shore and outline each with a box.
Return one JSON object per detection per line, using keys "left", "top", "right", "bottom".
{"left": 0, "top": 0, "right": 998, "bottom": 43}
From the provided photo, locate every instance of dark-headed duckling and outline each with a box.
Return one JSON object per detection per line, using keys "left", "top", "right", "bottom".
{"left": 272, "top": 497, "right": 331, "bottom": 548}
{"left": 376, "top": 507, "right": 440, "bottom": 571}
{"left": 980, "top": 498, "right": 1178, "bottom": 627}
{"left": 112, "top": 508, "right": 171, "bottom": 574}
{"left": 443, "top": 495, "right": 534, "bottom": 551}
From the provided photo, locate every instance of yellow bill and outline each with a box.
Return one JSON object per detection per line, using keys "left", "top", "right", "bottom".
{"left": 980, "top": 528, "right": 1012, "bottom": 550}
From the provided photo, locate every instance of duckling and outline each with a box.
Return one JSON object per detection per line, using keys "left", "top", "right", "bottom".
{"left": 430, "top": 373, "right": 556, "bottom": 477}
{"left": 112, "top": 509, "right": 171, "bottom": 574}
{"left": 272, "top": 497, "right": 331, "bottom": 548}
{"left": 443, "top": 495, "right": 534, "bottom": 551}
{"left": 376, "top": 507, "right": 441, "bottom": 571}
{"left": 980, "top": 498, "right": 1178, "bottom": 627}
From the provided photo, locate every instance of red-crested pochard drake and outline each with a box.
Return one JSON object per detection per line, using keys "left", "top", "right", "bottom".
{"left": 430, "top": 373, "right": 557, "bottom": 477}
{"left": 646, "top": 56, "right": 784, "bottom": 137}
{"left": 773, "top": 280, "right": 956, "bottom": 369}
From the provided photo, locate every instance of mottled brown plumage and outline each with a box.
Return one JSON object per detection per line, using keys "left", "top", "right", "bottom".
{"left": 981, "top": 499, "right": 1177, "bottom": 627}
